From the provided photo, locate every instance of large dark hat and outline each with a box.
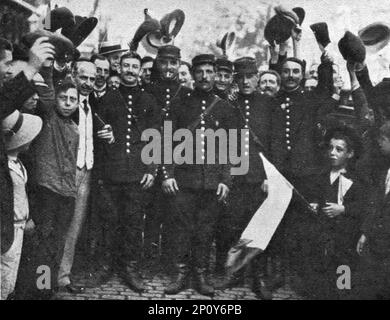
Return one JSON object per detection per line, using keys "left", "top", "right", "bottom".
{"left": 47, "top": 7, "right": 75, "bottom": 32}
{"left": 358, "top": 22, "right": 390, "bottom": 54}
{"left": 310, "top": 22, "right": 331, "bottom": 48}
{"left": 144, "top": 9, "right": 185, "bottom": 52}
{"left": 292, "top": 7, "right": 305, "bottom": 26}
{"left": 338, "top": 31, "right": 366, "bottom": 63}
{"left": 216, "top": 58, "right": 233, "bottom": 73}
{"left": 61, "top": 15, "right": 98, "bottom": 48}
{"left": 264, "top": 5, "right": 300, "bottom": 45}
{"left": 21, "top": 29, "right": 75, "bottom": 62}
{"left": 192, "top": 54, "right": 216, "bottom": 68}
{"left": 129, "top": 9, "right": 161, "bottom": 52}
{"left": 156, "top": 45, "right": 181, "bottom": 60}
{"left": 233, "top": 57, "right": 257, "bottom": 74}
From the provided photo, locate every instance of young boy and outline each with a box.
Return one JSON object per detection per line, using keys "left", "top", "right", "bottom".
{"left": 355, "top": 121, "right": 390, "bottom": 299}
{"left": 1, "top": 110, "right": 42, "bottom": 300}
{"left": 299, "top": 125, "right": 366, "bottom": 299}
{"left": 21, "top": 81, "right": 81, "bottom": 298}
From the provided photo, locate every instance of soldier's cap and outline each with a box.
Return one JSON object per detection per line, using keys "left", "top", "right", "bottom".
{"left": 310, "top": 22, "right": 331, "bottom": 48}
{"left": 157, "top": 45, "right": 181, "bottom": 60}
{"left": 324, "top": 124, "right": 363, "bottom": 159}
{"left": 45, "top": 6, "right": 75, "bottom": 32}
{"left": 191, "top": 54, "right": 216, "bottom": 69}
{"left": 216, "top": 58, "right": 234, "bottom": 73}
{"left": 359, "top": 22, "right": 390, "bottom": 54}
{"left": 338, "top": 31, "right": 366, "bottom": 63}
{"left": 141, "top": 56, "right": 154, "bottom": 65}
{"left": 61, "top": 15, "right": 98, "bottom": 48}
{"left": 233, "top": 57, "right": 258, "bottom": 75}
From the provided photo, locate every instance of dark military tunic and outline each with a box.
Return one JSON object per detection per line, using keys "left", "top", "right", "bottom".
{"left": 164, "top": 88, "right": 236, "bottom": 268}
{"left": 95, "top": 84, "right": 159, "bottom": 266}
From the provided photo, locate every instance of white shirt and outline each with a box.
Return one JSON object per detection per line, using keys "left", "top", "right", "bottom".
{"left": 330, "top": 168, "right": 353, "bottom": 205}
{"left": 77, "top": 95, "right": 94, "bottom": 170}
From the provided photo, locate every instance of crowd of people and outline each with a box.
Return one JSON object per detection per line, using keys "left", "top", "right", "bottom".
{"left": 2, "top": 3, "right": 390, "bottom": 301}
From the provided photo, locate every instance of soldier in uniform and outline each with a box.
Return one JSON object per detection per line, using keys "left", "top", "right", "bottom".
{"left": 269, "top": 56, "right": 336, "bottom": 279}
{"left": 213, "top": 58, "right": 234, "bottom": 100}
{"left": 217, "top": 57, "right": 273, "bottom": 299}
{"left": 162, "top": 54, "right": 236, "bottom": 296}
{"left": 93, "top": 51, "right": 160, "bottom": 292}
{"left": 143, "top": 45, "right": 192, "bottom": 267}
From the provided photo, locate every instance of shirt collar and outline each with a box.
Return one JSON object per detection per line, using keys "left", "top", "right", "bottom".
{"left": 330, "top": 168, "right": 347, "bottom": 185}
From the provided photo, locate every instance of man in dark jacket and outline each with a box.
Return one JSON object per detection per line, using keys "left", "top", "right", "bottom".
{"left": 162, "top": 54, "right": 236, "bottom": 296}
{"left": 94, "top": 52, "right": 159, "bottom": 292}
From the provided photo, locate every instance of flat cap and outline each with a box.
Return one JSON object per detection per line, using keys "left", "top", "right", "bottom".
{"left": 192, "top": 54, "right": 216, "bottom": 68}
{"left": 233, "top": 57, "right": 257, "bottom": 74}
{"left": 310, "top": 22, "right": 331, "bottom": 48}
{"left": 157, "top": 45, "right": 181, "bottom": 60}
{"left": 216, "top": 58, "right": 234, "bottom": 73}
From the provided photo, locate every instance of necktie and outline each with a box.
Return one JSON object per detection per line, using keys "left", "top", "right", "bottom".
{"left": 83, "top": 99, "right": 89, "bottom": 115}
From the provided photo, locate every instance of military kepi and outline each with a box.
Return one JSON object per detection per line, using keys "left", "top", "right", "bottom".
{"left": 216, "top": 58, "right": 233, "bottom": 73}
{"left": 233, "top": 57, "right": 257, "bottom": 74}
{"left": 157, "top": 45, "right": 181, "bottom": 60}
{"left": 192, "top": 54, "right": 216, "bottom": 68}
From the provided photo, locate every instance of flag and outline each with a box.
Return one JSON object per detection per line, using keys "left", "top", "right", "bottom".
{"left": 226, "top": 152, "right": 294, "bottom": 275}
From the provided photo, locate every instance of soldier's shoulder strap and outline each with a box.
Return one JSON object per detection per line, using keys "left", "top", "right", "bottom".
{"left": 187, "top": 95, "right": 222, "bottom": 132}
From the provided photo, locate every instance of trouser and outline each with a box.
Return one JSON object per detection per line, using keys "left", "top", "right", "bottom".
{"left": 99, "top": 182, "right": 149, "bottom": 270}
{"left": 58, "top": 167, "right": 91, "bottom": 286}
{"left": 1, "top": 224, "right": 25, "bottom": 300}
{"left": 16, "top": 186, "right": 75, "bottom": 298}
{"left": 168, "top": 188, "right": 220, "bottom": 269}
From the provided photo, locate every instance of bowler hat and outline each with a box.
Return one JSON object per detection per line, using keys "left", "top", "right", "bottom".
{"left": 129, "top": 9, "right": 161, "bottom": 52}
{"left": 61, "top": 15, "right": 98, "bottom": 48}
{"left": 21, "top": 29, "right": 75, "bottom": 63}
{"left": 264, "top": 5, "right": 299, "bottom": 45}
{"left": 310, "top": 22, "right": 331, "bottom": 48}
{"left": 192, "top": 54, "right": 216, "bottom": 68}
{"left": 338, "top": 31, "right": 366, "bottom": 63}
{"left": 2, "top": 110, "right": 42, "bottom": 151}
{"left": 216, "top": 58, "right": 234, "bottom": 73}
{"left": 157, "top": 45, "right": 181, "bottom": 60}
{"left": 233, "top": 57, "right": 257, "bottom": 74}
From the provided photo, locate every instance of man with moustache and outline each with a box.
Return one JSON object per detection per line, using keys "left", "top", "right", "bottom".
{"left": 91, "top": 54, "right": 110, "bottom": 100}
{"left": 57, "top": 59, "right": 114, "bottom": 293}
{"left": 162, "top": 54, "right": 236, "bottom": 296}
{"left": 99, "top": 42, "right": 127, "bottom": 76}
{"left": 217, "top": 57, "right": 273, "bottom": 299}
{"left": 213, "top": 58, "right": 234, "bottom": 100}
{"left": 259, "top": 70, "right": 281, "bottom": 97}
{"left": 92, "top": 52, "right": 159, "bottom": 292}
{"left": 269, "top": 57, "right": 336, "bottom": 281}
{"left": 144, "top": 45, "right": 192, "bottom": 266}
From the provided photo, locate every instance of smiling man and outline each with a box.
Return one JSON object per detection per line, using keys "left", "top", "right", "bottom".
{"left": 214, "top": 58, "right": 234, "bottom": 100}
{"left": 91, "top": 51, "right": 160, "bottom": 293}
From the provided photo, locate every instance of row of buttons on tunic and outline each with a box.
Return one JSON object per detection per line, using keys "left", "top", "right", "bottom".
{"left": 126, "top": 94, "right": 133, "bottom": 154}
{"left": 243, "top": 100, "right": 250, "bottom": 156}
{"left": 283, "top": 97, "right": 291, "bottom": 151}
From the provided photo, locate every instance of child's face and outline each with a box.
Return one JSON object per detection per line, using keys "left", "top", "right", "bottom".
{"left": 328, "top": 138, "right": 353, "bottom": 169}
{"left": 56, "top": 88, "right": 79, "bottom": 117}
{"left": 378, "top": 134, "right": 390, "bottom": 156}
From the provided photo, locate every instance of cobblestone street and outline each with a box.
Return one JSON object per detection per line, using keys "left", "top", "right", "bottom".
{"left": 55, "top": 269, "right": 304, "bottom": 300}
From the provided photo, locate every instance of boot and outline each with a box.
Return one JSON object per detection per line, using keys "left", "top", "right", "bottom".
{"left": 269, "top": 255, "right": 285, "bottom": 290}
{"left": 164, "top": 264, "right": 189, "bottom": 295}
{"left": 251, "top": 257, "right": 272, "bottom": 300}
{"left": 121, "top": 262, "right": 145, "bottom": 293}
{"left": 215, "top": 269, "right": 245, "bottom": 290}
{"left": 195, "top": 267, "right": 214, "bottom": 297}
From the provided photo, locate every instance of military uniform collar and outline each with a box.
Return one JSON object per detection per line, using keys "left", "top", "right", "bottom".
{"left": 278, "top": 86, "right": 305, "bottom": 99}
{"left": 192, "top": 87, "right": 215, "bottom": 99}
